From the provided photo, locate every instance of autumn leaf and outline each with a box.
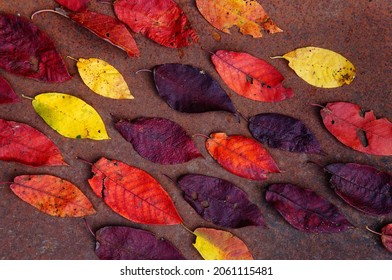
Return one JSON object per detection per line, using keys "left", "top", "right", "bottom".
{"left": 204, "top": 132, "right": 280, "bottom": 181}
{"left": 0, "top": 12, "right": 71, "bottom": 82}
{"left": 325, "top": 163, "right": 392, "bottom": 215}
{"left": 193, "top": 227, "right": 253, "bottom": 260}
{"left": 177, "top": 174, "right": 265, "bottom": 228}
{"left": 0, "top": 119, "right": 66, "bottom": 166}
{"left": 115, "top": 117, "right": 202, "bottom": 165}
{"left": 319, "top": 102, "right": 392, "bottom": 156}
{"left": 31, "top": 93, "right": 109, "bottom": 140}
{"left": 0, "top": 76, "right": 20, "bottom": 104}
{"left": 114, "top": 0, "right": 198, "bottom": 48}
{"left": 211, "top": 50, "right": 293, "bottom": 102}
{"left": 10, "top": 175, "right": 96, "bottom": 217}
{"left": 88, "top": 157, "right": 183, "bottom": 225}
{"left": 75, "top": 57, "right": 133, "bottom": 99}
{"left": 249, "top": 113, "right": 322, "bottom": 154}
{"left": 274, "top": 47, "right": 355, "bottom": 88}
{"left": 55, "top": 0, "right": 89, "bottom": 12}
{"left": 95, "top": 226, "right": 185, "bottom": 260}
{"left": 266, "top": 183, "right": 352, "bottom": 233}
{"left": 196, "top": 0, "right": 282, "bottom": 38}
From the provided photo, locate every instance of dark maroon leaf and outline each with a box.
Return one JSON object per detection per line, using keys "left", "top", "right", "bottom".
{"left": 0, "top": 13, "right": 71, "bottom": 83}
{"left": 177, "top": 174, "right": 265, "bottom": 228}
{"left": 55, "top": 0, "right": 89, "bottom": 12}
{"left": 265, "top": 183, "right": 352, "bottom": 233}
{"left": 249, "top": 113, "right": 322, "bottom": 154}
{"left": 95, "top": 226, "right": 185, "bottom": 260}
{"left": 115, "top": 117, "right": 202, "bottom": 165}
{"left": 325, "top": 163, "right": 392, "bottom": 215}
{"left": 381, "top": 224, "right": 392, "bottom": 253}
{"left": 0, "top": 75, "right": 20, "bottom": 104}
{"left": 153, "top": 63, "right": 238, "bottom": 117}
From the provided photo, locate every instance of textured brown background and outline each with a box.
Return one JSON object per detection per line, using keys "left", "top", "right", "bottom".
{"left": 0, "top": 0, "right": 391, "bottom": 260}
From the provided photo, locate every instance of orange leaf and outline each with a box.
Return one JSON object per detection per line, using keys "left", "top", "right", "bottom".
{"left": 10, "top": 175, "right": 96, "bottom": 217}
{"left": 88, "top": 157, "right": 183, "bottom": 225}
{"left": 205, "top": 132, "right": 280, "bottom": 180}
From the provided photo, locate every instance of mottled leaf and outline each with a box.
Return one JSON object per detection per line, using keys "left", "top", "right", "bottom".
{"left": 55, "top": 0, "right": 89, "bottom": 12}
{"left": 0, "top": 76, "right": 20, "bottom": 104}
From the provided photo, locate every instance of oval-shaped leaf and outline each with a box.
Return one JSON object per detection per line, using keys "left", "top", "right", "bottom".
{"left": 266, "top": 183, "right": 352, "bottom": 233}
{"left": 153, "top": 63, "right": 237, "bottom": 117}
{"left": 325, "top": 163, "right": 392, "bottom": 215}
{"left": 10, "top": 174, "right": 96, "bottom": 217}
{"left": 249, "top": 113, "right": 322, "bottom": 154}
{"left": 114, "top": 0, "right": 198, "bottom": 48}
{"left": 32, "top": 93, "right": 109, "bottom": 140}
{"left": 205, "top": 132, "right": 280, "bottom": 181}
{"left": 0, "top": 12, "right": 71, "bottom": 82}
{"left": 320, "top": 102, "right": 392, "bottom": 156}
{"left": 177, "top": 174, "right": 265, "bottom": 228}
{"left": 381, "top": 224, "right": 392, "bottom": 253}
{"left": 95, "top": 226, "right": 185, "bottom": 260}
{"left": 196, "top": 0, "right": 282, "bottom": 37}
{"left": 212, "top": 50, "right": 293, "bottom": 102}
{"left": 55, "top": 0, "right": 89, "bottom": 12}
{"left": 76, "top": 57, "right": 133, "bottom": 99}
{"left": 0, "top": 76, "right": 20, "bottom": 104}
{"left": 0, "top": 119, "right": 66, "bottom": 166}
{"left": 278, "top": 46, "right": 355, "bottom": 88}
{"left": 193, "top": 227, "right": 253, "bottom": 260}
{"left": 88, "top": 157, "right": 183, "bottom": 225}
{"left": 115, "top": 117, "right": 202, "bottom": 165}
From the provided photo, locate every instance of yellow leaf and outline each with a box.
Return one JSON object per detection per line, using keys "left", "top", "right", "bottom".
{"left": 278, "top": 46, "right": 356, "bottom": 88}
{"left": 32, "top": 93, "right": 110, "bottom": 140}
{"left": 193, "top": 227, "right": 253, "bottom": 260}
{"left": 76, "top": 58, "right": 133, "bottom": 99}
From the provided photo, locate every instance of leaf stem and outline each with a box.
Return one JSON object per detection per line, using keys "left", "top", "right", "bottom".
{"left": 21, "top": 94, "right": 34, "bottom": 101}
{"left": 76, "top": 156, "right": 93, "bottom": 165}
{"left": 83, "top": 218, "right": 96, "bottom": 238}
{"left": 192, "top": 133, "right": 210, "bottom": 139}
{"left": 366, "top": 226, "right": 383, "bottom": 236}
{"left": 67, "top": 56, "right": 78, "bottom": 62}
{"left": 162, "top": 174, "right": 175, "bottom": 184}
{"left": 135, "top": 69, "right": 152, "bottom": 74}
{"left": 31, "top": 9, "right": 69, "bottom": 20}
{"left": 181, "top": 223, "right": 196, "bottom": 236}
{"left": 270, "top": 55, "right": 284, "bottom": 59}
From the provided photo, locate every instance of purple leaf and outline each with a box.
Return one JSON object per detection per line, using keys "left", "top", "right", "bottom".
{"left": 177, "top": 174, "right": 265, "bottom": 228}
{"left": 95, "top": 226, "right": 185, "bottom": 260}
{"left": 265, "top": 183, "right": 352, "bottom": 233}
{"left": 0, "top": 76, "right": 20, "bottom": 104}
{"left": 325, "top": 163, "right": 392, "bottom": 215}
{"left": 153, "top": 63, "right": 238, "bottom": 117}
{"left": 115, "top": 117, "right": 202, "bottom": 165}
{"left": 249, "top": 113, "right": 322, "bottom": 154}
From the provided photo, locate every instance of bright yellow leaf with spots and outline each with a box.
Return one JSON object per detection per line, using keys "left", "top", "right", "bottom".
{"left": 196, "top": 0, "right": 282, "bottom": 38}
{"left": 275, "top": 47, "right": 356, "bottom": 88}
{"left": 32, "top": 93, "right": 110, "bottom": 140}
{"left": 193, "top": 227, "right": 253, "bottom": 260}
{"left": 76, "top": 58, "right": 133, "bottom": 99}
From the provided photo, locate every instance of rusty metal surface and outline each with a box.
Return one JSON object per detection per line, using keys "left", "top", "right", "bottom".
{"left": 0, "top": 0, "right": 391, "bottom": 260}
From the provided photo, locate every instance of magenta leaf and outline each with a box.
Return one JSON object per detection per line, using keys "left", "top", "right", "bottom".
{"left": 115, "top": 117, "right": 202, "bottom": 165}
{"left": 265, "top": 183, "right": 352, "bottom": 233}
{"left": 55, "top": 0, "right": 89, "bottom": 12}
{"left": 249, "top": 113, "right": 322, "bottom": 154}
{"left": 177, "top": 174, "right": 265, "bottom": 228}
{"left": 95, "top": 226, "right": 185, "bottom": 260}
{"left": 0, "top": 12, "right": 71, "bottom": 83}
{"left": 0, "top": 76, "right": 20, "bottom": 104}
{"left": 325, "top": 163, "right": 392, "bottom": 215}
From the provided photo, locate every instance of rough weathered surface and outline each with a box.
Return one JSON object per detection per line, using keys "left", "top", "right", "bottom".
{"left": 0, "top": 0, "right": 391, "bottom": 260}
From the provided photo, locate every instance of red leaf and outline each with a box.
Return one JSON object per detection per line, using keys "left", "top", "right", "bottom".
{"left": 381, "top": 224, "right": 392, "bottom": 253}
{"left": 88, "top": 157, "right": 183, "bottom": 225}
{"left": 320, "top": 102, "right": 392, "bottom": 156}
{"left": 0, "top": 119, "right": 66, "bottom": 166}
{"left": 212, "top": 50, "right": 293, "bottom": 102}
{"left": 114, "top": 0, "right": 199, "bottom": 48}
{"left": 0, "top": 12, "right": 71, "bottom": 83}
{"left": 0, "top": 76, "right": 20, "bottom": 104}
{"left": 55, "top": 0, "right": 89, "bottom": 12}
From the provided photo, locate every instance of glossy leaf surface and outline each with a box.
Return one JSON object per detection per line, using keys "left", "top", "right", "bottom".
{"left": 193, "top": 227, "right": 253, "bottom": 260}
{"left": 114, "top": 0, "right": 198, "bottom": 48}
{"left": 95, "top": 226, "right": 185, "bottom": 260}
{"left": 320, "top": 102, "right": 392, "bottom": 156}
{"left": 266, "top": 183, "right": 352, "bottom": 233}
{"left": 88, "top": 157, "right": 183, "bottom": 225}
{"left": 115, "top": 117, "right": 201, "bottom": 165}
{"left": 249, "top": 113, "right": 322, "bottom": 154}
{"left": 205, "top": 132, "right": 280, "bottom": 180}
{"left": 55, "top": 0, "right": 89, "bottom": 12}
{"left": 0, "top": 119, "right": 66, "bottom": 166}
{"left": 10, "top": 175, "right": 96, "bottom": 217}
{"left": 0, "top": 76, "right": 20, "bottom": 104}
{"left": 196, "top": 0, "right": 282, "bottom": 38}
{"left": 325, "top": 163, "right": 392, "bottom": 215}
{"left": 177, "top": 174, "right": 265, "bottom": 228}
{"left": 212, "top": 50, "right": 293, "bottom": 102}
{"left": 0, "top": 13, "right": 71, "bottom": 82}
{"left": 32, "top": 93, "right": 109, "bottom": 140}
